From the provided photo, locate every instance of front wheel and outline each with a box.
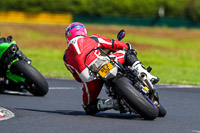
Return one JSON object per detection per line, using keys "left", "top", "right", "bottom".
{"left": 10, "top": 60, "right": 48, "bottom": 96}
{"left": 115, "top": 77, "right": 158, "bottom": 120}
{"left": 158, "top": 104, "right": 167, "bottom": 117}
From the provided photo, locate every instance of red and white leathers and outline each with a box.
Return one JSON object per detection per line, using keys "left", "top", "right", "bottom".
{"left": 63, "top": 34, "right": 128, "bottom": 106}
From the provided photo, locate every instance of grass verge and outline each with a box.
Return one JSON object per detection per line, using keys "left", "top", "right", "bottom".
{"left": 22, "top": 48, "right": 73, "bottom": 78}
{"left": 1, "top": 23, "right": 200, "bottom": 85}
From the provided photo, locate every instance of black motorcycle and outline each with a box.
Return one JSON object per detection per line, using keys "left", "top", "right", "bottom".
{"left": 84, "top": 30, "right": 166, "bottom": 120}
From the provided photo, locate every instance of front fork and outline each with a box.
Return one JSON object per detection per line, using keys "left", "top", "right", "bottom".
{"left": 138, "top": 73, "right": 160, "bottom": 107}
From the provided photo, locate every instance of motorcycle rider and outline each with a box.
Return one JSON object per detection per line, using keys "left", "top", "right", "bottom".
{"left": 63, "top": 22, "right": 159, "bottom": 115}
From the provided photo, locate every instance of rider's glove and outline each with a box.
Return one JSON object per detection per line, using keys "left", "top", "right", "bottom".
{"left": 125, "top": 42, "right": 134, "bottom": 50}
{"left": 125, "top": 42, "right": 137, "bottom": 55}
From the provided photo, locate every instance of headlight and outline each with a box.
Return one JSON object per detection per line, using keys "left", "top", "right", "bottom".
{"left": 11, "top": 46, "right": 17, "bottom": 53}
{"left": 8, "top": 45, "right": 18, "bottom": 56}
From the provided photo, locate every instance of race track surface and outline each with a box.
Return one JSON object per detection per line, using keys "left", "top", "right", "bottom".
{"left": 0, "top": 78, "right": 200, "bottom": 133}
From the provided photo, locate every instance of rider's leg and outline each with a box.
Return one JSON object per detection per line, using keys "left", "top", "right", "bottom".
{"left": 82, "top": 79, "right": 119, "bottom": 115}
{"left": 97, "top": 99, "right": 119, "bottom": 111}
{"left": 125, "top": 49, "right": 159, "bottom": 84}
{"left": 83, "top": 98, "right": 119, "bottom": 115}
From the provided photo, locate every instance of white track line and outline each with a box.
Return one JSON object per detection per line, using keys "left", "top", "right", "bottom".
{"left": 158, "top": 84, "right": 200, "bottom": 89}
{"left": 49, "top": 85, "right": 200, "bottom": 90}
{"left": 192, "top": 130, "right": 200, "bottom": 133}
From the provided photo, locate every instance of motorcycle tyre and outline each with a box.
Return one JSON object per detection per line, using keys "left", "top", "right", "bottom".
{"left": 115, "top": 76, "right": 158, "bottom": 120}
{"left": 158, "top": 104, "right": 167, "bottom": 117}
{"left": 10, "top": 60, "right": 48, "bottom": 96}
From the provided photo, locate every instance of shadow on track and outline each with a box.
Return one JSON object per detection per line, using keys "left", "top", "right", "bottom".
{"left": 15, "top": 108, "right": 86, "bottom": 116}
{"left": 15, "top": 108, "right": 142, "bottom": 120}
{"left": 0, "top": 91, "right": 32, "bottom": 96}
{"left": 95, "top": 113, "right": 141, "bottom": 120}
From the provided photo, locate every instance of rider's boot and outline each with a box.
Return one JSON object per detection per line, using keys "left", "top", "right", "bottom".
{"left": 83, "top": 99, "right": 119, "bottom": 115}
{"left": 97, "top": 99, "right": 120, "bottom": 111}
{"left": 132, "top": 61, "right": 160, "bottom": 84}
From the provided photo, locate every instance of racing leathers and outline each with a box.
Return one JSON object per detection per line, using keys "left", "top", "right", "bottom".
{"left": 63, "top": 34, "right": 158, "bottom": 115}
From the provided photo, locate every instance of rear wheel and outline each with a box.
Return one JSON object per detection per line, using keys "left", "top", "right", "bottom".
{"left": 10, "top": 60, "right": 48, "bottom": 96}
{"left": 115, "top": 77, "right": 158, "bottom": 120}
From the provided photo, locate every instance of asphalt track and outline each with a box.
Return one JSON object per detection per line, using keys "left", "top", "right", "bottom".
{"left": 0, "top": 78, "right": 200, "bottom": 133}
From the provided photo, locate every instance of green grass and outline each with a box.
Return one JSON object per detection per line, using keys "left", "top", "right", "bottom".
{"left": 1, "top": 23, "right": 200, "bottom": 85}
{"left": 89, "top": 26, "right": 200, "bottom": 85}
{"left": 138, "top": 52, "right": 200, "bottom": 85}
{"left": 22, "top": 48, "right": 73, "bottom": 78}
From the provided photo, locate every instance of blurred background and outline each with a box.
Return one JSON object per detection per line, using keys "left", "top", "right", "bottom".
{"left": 1, "top": 0, "right": 200, "bottom": 27}
{"left": 0, "top": 0, "right": 200, "bottom": 85}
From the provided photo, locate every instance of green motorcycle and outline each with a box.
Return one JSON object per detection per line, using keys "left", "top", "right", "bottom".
{"left": 0, "top": 36, "right": 48, "bottom": 96}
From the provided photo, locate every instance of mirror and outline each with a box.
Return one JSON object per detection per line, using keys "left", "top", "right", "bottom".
{"left": 117, "top": 29, "right": 125, "bottom": 41}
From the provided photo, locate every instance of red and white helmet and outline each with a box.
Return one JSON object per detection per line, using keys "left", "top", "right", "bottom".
{"left": 65, "top": 22, "right": 87, "bottom": 43}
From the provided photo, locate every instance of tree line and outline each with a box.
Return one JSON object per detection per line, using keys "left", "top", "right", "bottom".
{"left": 1, "top": 0, "right": 200, "bottom": 22}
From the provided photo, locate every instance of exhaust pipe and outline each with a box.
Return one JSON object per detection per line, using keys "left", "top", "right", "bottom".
{"left": 138, "top": 72, "right": 154, "bottom": 90}
{"left": 138, "top": 72, "right": 155, "bottom": 100}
